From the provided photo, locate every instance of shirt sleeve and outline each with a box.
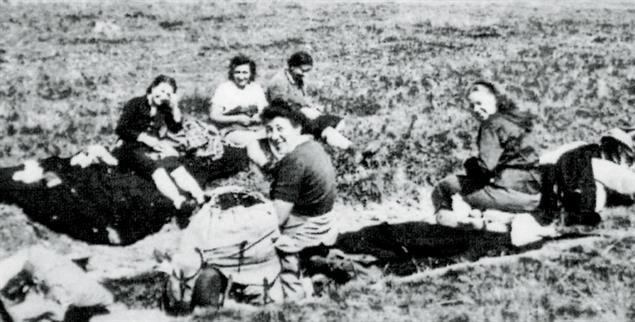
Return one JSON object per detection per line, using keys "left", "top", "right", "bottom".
{"left": 115, "top": 99, "right": 144, "bottom": 142}
{"left": 270, "top": 155, "right": 304, "bottom": 203}
{"left": 477, "top": 122, "right": 505, "bottom": 171}
{"left": 211, "top": 82, "right": 230, "bottom": 114}
{"left": 253, "top": 83, "right": 269, "bottom": 111}
{"left": 265, "top": 78, "right": 285, "bottom": 104}
{"left": 164, "top": 110, "right": 183, "bottom": 133}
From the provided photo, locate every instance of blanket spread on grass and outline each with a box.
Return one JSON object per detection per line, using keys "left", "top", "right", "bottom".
{"left": 0, "top": 147, "right": 249, "bottom": 246}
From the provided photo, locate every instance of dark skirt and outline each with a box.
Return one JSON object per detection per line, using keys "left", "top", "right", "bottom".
{"left": 113, "top": 144, "right": 181, "bottom": 177}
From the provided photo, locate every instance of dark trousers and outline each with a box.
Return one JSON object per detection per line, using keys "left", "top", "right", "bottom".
{"left": 432, "top": 174, "right": 540, "bottom": 213}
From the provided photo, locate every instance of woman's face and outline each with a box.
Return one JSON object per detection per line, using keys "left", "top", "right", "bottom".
{"left": 265, "top": 117, "right": 303, "bottom": 156}
{"left": 467, "top": 85, "right": 497, "bottom": 121}
{"left": 232, "top": 64, "right": 252, "bottom": 89}
{"left": 289, "top": 64, "right": 312, "bottom": 84}
{"left": 148, "top": 82, "right": 176, "bottom": 108}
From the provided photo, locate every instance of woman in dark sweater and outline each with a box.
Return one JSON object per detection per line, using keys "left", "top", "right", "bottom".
{"left": 432, "top": 81, "right": 542, "bottom": 227}
{"left": 114, "top": 75, "right": 205, "bottom": 211}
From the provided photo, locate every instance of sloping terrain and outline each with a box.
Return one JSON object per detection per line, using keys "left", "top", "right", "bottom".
{"left": 1, "top": 1, "right": 635, "bottom": 321}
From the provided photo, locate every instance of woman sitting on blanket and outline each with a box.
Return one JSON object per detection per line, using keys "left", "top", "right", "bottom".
{"left": 432, "top": 80, "right": 542, "bottom": 228}
{"left": 114, "top": 75, "right": 206, "bottom": 213}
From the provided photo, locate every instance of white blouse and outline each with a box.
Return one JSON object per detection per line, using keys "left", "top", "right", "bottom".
{"left": 210, "top": 81, "right": 268, "bottom": 116}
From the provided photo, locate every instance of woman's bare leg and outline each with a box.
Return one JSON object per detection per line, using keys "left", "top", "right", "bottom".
{"left": 170, "top": 166, "right": 205, "bottom": 204}
{"left": 151, "top": 168, "right": 186, "bottom": 209}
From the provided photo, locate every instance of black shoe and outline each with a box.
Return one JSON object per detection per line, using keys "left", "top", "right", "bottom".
{"left": 201, "top": 194, "right": 212, "bottom": 205}
{"left": 176, "top": 198, "right": 198, "bottom": 228}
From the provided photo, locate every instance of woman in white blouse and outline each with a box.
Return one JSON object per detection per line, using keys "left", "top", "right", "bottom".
{"left": 210, "top": 54, "right": 269, "bottom": 148}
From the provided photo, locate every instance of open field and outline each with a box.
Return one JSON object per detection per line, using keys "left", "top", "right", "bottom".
{"left": 1, "top": 1, "right": 635, "bottom": 321}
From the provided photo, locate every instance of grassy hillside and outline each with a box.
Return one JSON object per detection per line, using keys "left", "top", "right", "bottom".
{"left": 1, "top": 1, "right": 635, "bottom": 321}
{"left": 1, "top": 1, "right": 634, "bottom": 203}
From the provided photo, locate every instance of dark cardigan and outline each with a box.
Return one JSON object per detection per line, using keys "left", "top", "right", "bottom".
{"left": 115, "top": 96, "right": 183, "bottom": 145}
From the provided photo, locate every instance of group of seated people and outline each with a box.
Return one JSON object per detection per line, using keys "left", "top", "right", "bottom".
{"left": 113, "top": 51, "right": 354, "bottom": 216}
{"left": 2, "top": 49, "right": 635, "bottom": 319}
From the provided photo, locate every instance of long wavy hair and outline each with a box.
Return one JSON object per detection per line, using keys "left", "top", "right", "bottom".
{"left": 470, "top": 80, "right": 534, "bottom": 131}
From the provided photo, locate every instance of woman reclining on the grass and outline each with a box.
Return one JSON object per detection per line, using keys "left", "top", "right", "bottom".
{"left": 535, "top": 127, "right": 635, "bottom": 227}
{"left": 432, "top": 81, "right": 542, "bottom": 228}
{"left": 0, "top": 246, "right": 114, "bottom": 322}
{"left": 113, "top": 75, "right": 206, "bottom": 213}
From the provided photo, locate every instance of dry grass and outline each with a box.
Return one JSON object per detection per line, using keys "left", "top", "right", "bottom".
{"left": 1, "top": 1, "right": 635, "bottom": 321}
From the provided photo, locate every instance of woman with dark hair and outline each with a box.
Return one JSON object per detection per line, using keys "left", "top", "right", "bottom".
{"left": 432, "top": 81, "right": 542, "bottom": 227}
{"left": 114, "top": 75, "right": 206, "bottom": 212}
{"left": 209, "top": 54, "right": 270, "bottom": 166}
{"left": 209, "top": 55, "right": 268, "bottom": 144}
{"left": 260, "top": 98, "right": 338, "bottom": 301}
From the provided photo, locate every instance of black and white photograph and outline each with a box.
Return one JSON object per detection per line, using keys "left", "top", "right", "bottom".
{"left": 0, "top": 0, "right": 634, "bottom": 321}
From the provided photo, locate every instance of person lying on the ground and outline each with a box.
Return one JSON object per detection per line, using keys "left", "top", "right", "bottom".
{"left": 432, "top": 80, "right": 542, "bottom": 228}
{"left": 265, "top": 51, "right": 358, "bottom": 157}
{"left": 113, "top": 74, "right": 206, "bottom": 214}
{"left": 537, "top": 127, "right": 635, "bottom": 226}
{"left": 0, "top": 246, "right": 114, "bottom": 322}
{"left": 441, "top": 127, "right": 635, "bottom": 245}
{"left": 261, "top": 99, "right": 339, "bottom": 301}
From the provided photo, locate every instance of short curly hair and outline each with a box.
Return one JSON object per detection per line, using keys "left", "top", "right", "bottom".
{"left": 260, "top": 98, "right": 308, "bottom": 129}
{"left": 228, "top": 54, "right": 257, "bottom": 83}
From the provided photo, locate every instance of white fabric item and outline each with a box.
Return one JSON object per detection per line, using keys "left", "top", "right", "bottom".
{"left": 23, "top": 246, "right": 114, "bottom": 308}
{"left": 211, "top": 81, "right": 268, "bottom": 115}
{"left": 592, "top": 158, "right": 635, "bottom": 196}
{"left": 510, "top": 213, "right": 558, "bottom": 246}
{"left": 1, "top": 246, "right": 113, "bottom": 322}
{"left": 0, "top": 250, "right": 29, "bottom": 289}
{"left": 70, "top": 145, "right": 119, "bottom": 168}
{"left": 592, "top": 157, "right": 635, "bottom": 212}
{"left": 11, "top": 160, "right": 44, "bottom": 183}
{"left": 171, "top": 187, "right": 282, "bottom": 287}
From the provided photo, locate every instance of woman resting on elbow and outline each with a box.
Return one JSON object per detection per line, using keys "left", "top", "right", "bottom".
{"left": 431, "top": 81, "right": 542, "bottom": 227}
{"left": 209, "top": 54, "right": 270, "bottom": 166}
{"left": 114, "top": 75, "right": 206, "bottom": 212}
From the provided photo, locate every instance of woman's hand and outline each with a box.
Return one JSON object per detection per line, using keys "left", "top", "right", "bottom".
{"left": 250, "top": 114, "right": 261, "bottom": 124}
{"left": 236, "top": 115, "right": 253, "bottom": 126}
{"left": 137, "top": 133, "right": 160, "bottom": 148}
{"left": 155, "top": 140, "right": 179, "bottom": 158}
{"left": 169, "top": 94, "right": 182, "bottom": 123}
